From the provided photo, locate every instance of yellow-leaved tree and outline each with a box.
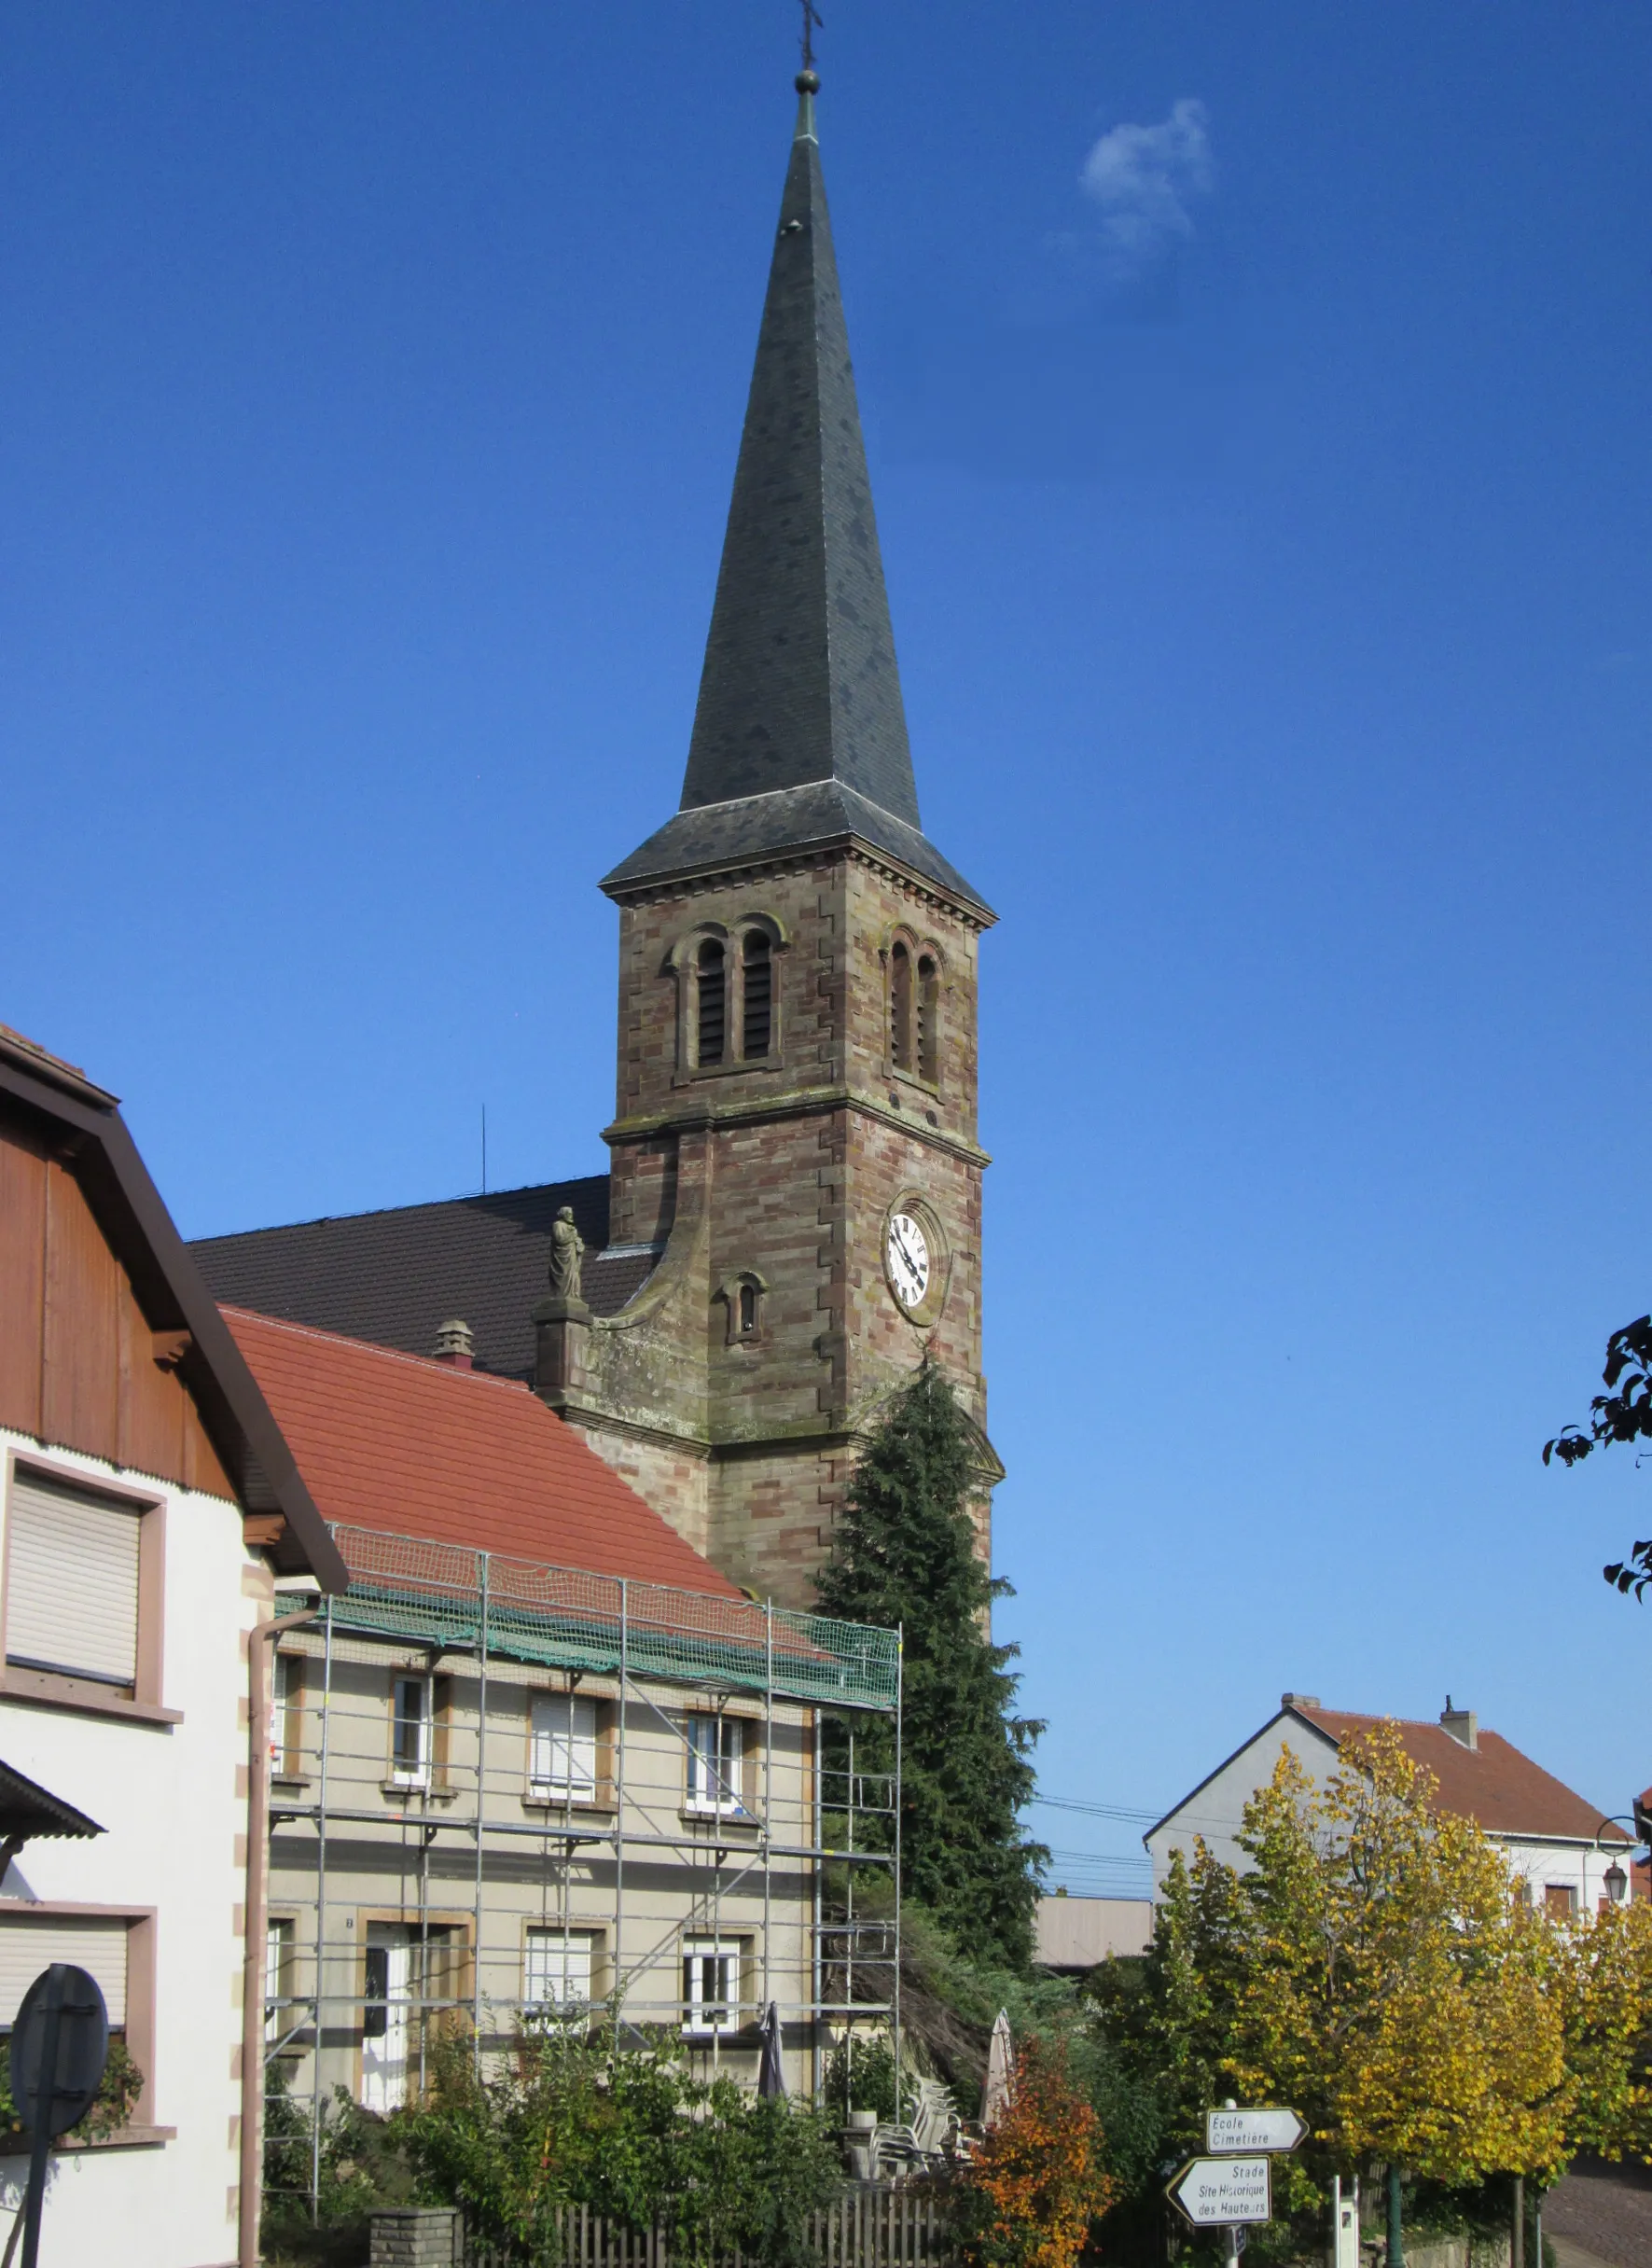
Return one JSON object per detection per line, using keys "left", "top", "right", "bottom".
{"left": 1229, "top": 1728, "right": 1565, "bottom": 2184}
{"left": 1094, "top": 1725, "right": 1652, "bottom": 2258}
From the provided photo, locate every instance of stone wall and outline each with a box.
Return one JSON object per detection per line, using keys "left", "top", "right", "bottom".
{"left": 558, "top": 844, "right": 998, "bottom": 1607}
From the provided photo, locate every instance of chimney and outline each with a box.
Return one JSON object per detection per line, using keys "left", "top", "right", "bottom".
{"left": 433, "top": 1318, "right": 474, "bottom": 1370}
{"left": 1281, "top": 1693, "right": 1321, "bottom": 1712}
{"left": 1440, "top": 1695, "right": 1478, "bottom": 1750}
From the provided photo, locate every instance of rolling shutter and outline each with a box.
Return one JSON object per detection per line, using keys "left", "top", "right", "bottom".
{"left": 0, "top": 1917, "right": 128, "bottom": 2027}
{"left": 6, "top": 1471, "right": 141, "bottom": 1686}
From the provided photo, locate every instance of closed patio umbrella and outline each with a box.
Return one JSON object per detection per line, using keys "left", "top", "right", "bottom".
{"left": 981, "top": 2009, "right": 1013, "bottom": 2131}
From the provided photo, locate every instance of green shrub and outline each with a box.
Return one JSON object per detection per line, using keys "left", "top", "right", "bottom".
{"left": 0, "top": 2033, "right": 144, "bottom": 2145}
{"left": 397, "top": 2023, "right": 841, "bottom": 2266}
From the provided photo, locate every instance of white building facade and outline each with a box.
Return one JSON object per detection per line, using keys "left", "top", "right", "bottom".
{"left": 0, "top": 1027, "right": 342, "bottom": 2268}
{"left": 1146, "top": 1695, "right": 1636, "bottom": 1915}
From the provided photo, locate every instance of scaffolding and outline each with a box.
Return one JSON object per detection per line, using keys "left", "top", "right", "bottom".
{"left": 261, "top": 1525, "right": 902, "bottom": 2222}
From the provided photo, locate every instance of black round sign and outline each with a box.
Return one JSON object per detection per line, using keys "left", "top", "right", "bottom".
{"left": 10, "top": 1965, "right": 109, "bottom": 2140}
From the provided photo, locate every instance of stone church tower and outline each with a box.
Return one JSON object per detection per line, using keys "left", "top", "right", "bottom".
{"left": 533, "top": 74, "right": 1000, "bottom": 1607}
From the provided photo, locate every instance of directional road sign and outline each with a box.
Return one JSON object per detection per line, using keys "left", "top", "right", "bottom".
{"left": 1169, "top": 2155, "right": 1271, "bottom": 2228}
{"left": 1207, "top": 2107, "right": 1307, "bottom": 2155}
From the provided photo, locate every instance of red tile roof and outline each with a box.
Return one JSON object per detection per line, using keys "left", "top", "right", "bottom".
{"left": 1296, "top": 1707, "right": 1631, "bottom": 1846}
{"left": 224, "top": 1307, "right": 742, "bottom": 1600}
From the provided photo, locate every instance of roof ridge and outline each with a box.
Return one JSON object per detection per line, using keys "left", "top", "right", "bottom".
{"left": 222, "top": 1305, "right": 538, "bottom": 1398}
{"left": 193, "top": 1174, "right": 607, "bottom": 1243}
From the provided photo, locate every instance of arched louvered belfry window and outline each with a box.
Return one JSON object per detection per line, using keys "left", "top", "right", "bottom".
{"left": 697, "top": 939, "right": 727, "bottom": 1066}
{"left": 742, "top": 932, "right": 772, "bottom": 1059}
{"left": 890, "top": 941, "right": 913, "bottom": 1072}
{"left": 917, "top": 954, "right": 939, "bottom": 1084}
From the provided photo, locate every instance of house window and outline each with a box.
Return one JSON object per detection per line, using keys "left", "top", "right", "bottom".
{"left": 266, "top": 1917, "right": 295, "bottom": 2045}
{"left": 1545, "top": 1883, "right": 1578, "bottom": 1917}
{"left": 917, "top": 955, "right": 939, "bottom": 1084}
{"left": 682, "top": 1939, "right": 742, "bottom": 2036}
{"left": 5, "top": 1468, "right": 151, "bottom": 1696}
{"left": 697, "top": 940, "right": 727, "bottom": 1066}
{"left": 0, "top": 1910, "right": 152, "bottom": 2127}
{"left": 391, "top": 1676, "right": 431, "bottom": 1788}
{"left": 685, "top": 1715, "right": 745, "bottom": 1817}
{"left": 529, "top": 1693, "right": 598, "bottom": 1802}
{"left": 742, "top": 933, "right": 772, "bottom": 1058}
{"left": 0, "top": 1916, "right": 129, "bottom": 2033}
{"left": 889, "top": 942, "right": 912, "bottom": 1071}
{"left": 524, "top": 1928, "right": 594, "bottom": 2017}
{"left": 738, "top": 1283, "right": 758, "bottom": 1335}
{"left": 271, "top": 1650, "right": 304, "bottom": 1779}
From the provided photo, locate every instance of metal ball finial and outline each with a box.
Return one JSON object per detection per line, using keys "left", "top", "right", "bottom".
{"left": 796, "top": 69, "right": 820, "bottom": 94}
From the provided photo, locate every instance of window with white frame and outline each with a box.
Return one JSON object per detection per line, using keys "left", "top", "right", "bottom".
{"left": 681, "top": 1940, "right": 742, "bottom": 2036}
{"left": 270, "top": 1650, "right": 305, "bottom": 1778}
{"left": 684, "top": 1714, "right": 745, "bottom": 1816}
{"left": 524, "top": 1928, "right": 594, "bottom": 2017}
{"left": 266, "top": 1916, "right": 295, "bottom": 2044}
{"left": 391, "top": 1676, "right": 431, "bottom": 1787}
{"left": 529, "top": 1693, "right": 598, "bottom": 1802}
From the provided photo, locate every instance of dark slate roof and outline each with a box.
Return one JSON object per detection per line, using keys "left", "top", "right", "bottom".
{"left": 604, "top": 777, "right": 990, "bottom": 912}
{"left": 603, "top": 81, "right": 989, "bottom": 920}
{"left": 189, "top": 1176, "right": 660, "bottom": 1386}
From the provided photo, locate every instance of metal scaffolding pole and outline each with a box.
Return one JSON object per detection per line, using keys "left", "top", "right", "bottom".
{"left": 269, "top": 1524, "right": 900, "bottom": 2223}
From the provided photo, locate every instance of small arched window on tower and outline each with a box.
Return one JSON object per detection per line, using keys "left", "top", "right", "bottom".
{"left": 917, "top": 954, "right": 939, "bottom": 1085}
{"left": 889, "top": 941, "right": 913, "bottom": 1072}
{"left": 697, "top": 939, "right": 726, "bottom": 1066}
{"left": 719, "top": 1270, "right": 768, "bottom": 1345}
{"left": 742, "top": 931, "right": 772, "bottom": 1059}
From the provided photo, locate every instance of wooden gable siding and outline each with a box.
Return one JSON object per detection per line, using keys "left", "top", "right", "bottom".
{"left": 0, "top": 1116, "right": 234, "bottom": 1501}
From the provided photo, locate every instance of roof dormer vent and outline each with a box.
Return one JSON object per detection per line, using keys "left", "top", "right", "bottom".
{"left": 1440, "top": 1696, "right": 1478, "bottom": 1750}
{"left": 433, "top": 1318, "right": 474, "bottom": 1370}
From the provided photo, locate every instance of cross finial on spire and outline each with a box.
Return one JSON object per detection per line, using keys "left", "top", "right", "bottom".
{"left": 798, "top": 0, "right": 822, "bottom": 76}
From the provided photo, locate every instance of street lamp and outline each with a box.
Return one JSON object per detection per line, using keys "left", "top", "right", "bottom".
{"left": 1595, "top": 1816, "right": 1642, "bottom": 1908}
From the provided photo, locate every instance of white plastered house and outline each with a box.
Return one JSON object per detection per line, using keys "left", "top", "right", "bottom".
{"left": 1146, "top": 1693, "right": 1637, "bottom": 1916}
{"left": 0, "top": 1023, "right": 344, "bottom": 2268}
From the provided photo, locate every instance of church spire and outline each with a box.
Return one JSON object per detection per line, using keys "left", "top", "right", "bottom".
{"left": 604, "top": 72, "right": 988, "bottom": 915}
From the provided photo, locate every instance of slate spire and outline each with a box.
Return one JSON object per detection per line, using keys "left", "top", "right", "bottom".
{"left": 604, "top": 75, "right": 987, "bottom": 915}
{"left": 680, "top": 71, "right": 917, "bottom": 827}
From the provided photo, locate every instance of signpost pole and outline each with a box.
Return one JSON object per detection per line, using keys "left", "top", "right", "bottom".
{"left": 19, "top": 1965, "right": 66, "bottom": 2268}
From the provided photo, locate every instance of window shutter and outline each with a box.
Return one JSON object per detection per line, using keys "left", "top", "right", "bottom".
{"left": 0, "top": 1917, "right": 128, "bottom": 2027}
{"left": 6, "top": 1471, "right": 141, "bottom": 1686}
{"left": 530, "top": 1694, "right": 596, "bottom": 1798}
{"left": 525, "top": 1929, "right": 593, "bottom": 2011}
{"left": 432, "top": 1676, "right": 453, "bottom": 1786}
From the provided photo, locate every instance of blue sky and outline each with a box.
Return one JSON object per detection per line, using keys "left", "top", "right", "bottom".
{"left": 6, "top": 3, "right": 1652, "bottom": 1894}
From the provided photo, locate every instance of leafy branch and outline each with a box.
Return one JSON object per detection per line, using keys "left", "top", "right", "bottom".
{"left": 1542, "top": 1315, "right": 1652, "bottom": 1594}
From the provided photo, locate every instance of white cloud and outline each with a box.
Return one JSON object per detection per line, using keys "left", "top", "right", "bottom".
{"left": 1078, "top": 99, "right": 1214, "bottom": 277}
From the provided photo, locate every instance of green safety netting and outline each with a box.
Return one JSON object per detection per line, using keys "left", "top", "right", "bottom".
{"left": 321, "top": 1525, "right": 898, "bottom": 1713}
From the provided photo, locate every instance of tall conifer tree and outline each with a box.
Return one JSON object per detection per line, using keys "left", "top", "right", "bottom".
{"left": 815, "top": 1364, "right": 1047, "bottom": 1969}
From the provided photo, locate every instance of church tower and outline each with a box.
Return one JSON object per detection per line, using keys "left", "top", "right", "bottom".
{"left": 537, "top": 72, "right": 1000, "bottom": 1606}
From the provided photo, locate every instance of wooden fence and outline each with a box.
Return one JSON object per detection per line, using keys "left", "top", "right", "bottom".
{"left": 465, "top": 2187, "right": 950, "bottom": 2268}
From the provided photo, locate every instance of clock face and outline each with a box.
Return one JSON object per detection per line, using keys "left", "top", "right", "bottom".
{"left": 886, "top": 1212, "right": 931, "bottom": 1309}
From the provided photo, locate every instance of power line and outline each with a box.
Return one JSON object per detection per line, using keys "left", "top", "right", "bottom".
{"left": 1028, "top": 1791, "right": 1162, "bottom": 1824}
